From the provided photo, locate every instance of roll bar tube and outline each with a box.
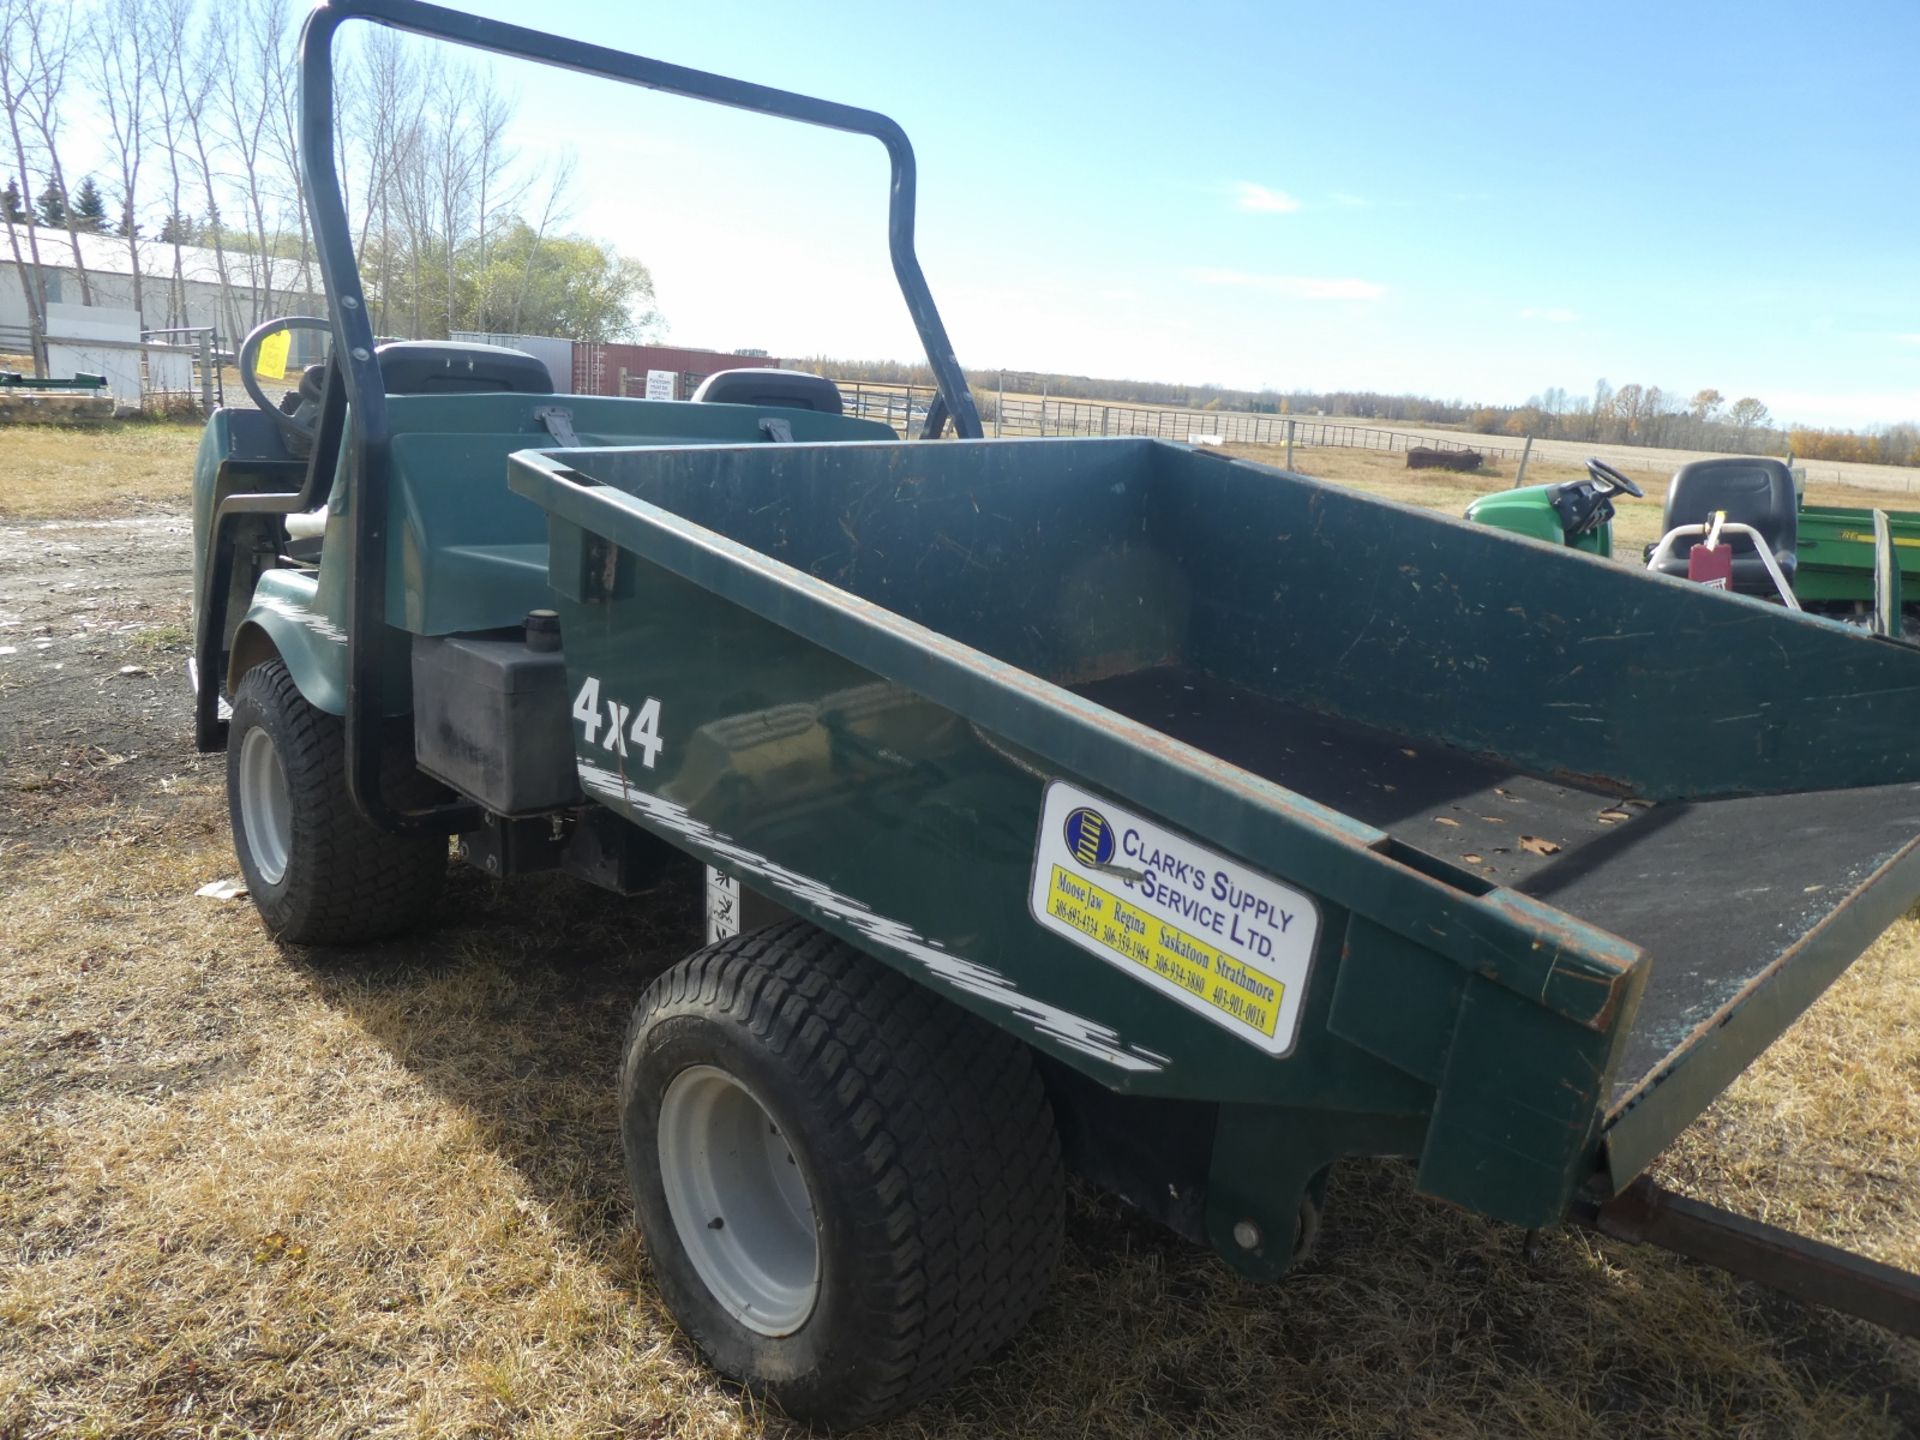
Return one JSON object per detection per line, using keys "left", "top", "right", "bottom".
{"left": 296, "top": 0, "right": 984, "bottom": 835}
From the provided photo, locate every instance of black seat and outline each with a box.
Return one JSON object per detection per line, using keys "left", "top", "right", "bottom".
{"left": 375, "top": 340, "right": 553, "bottom": 396}
{"left": 691, "top": 368, "right": 843, "bottom": 415}
{"left": 1651, "top": 457, "right": 1797, "bottom": 595}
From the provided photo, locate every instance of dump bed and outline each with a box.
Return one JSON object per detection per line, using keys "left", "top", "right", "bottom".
{"left": 510, "top": 436, "right": 1920, "bottom": 1227}
{"left": 1071, "top": 665, "right": 1920, "bottom": 1182}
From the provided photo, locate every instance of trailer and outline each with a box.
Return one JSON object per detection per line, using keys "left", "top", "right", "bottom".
{"left": 189, "top": 0, "right": 1920, "bottom": 1426}
{"left": 1797, "top": 501, "right": 1920, "bottom": 619}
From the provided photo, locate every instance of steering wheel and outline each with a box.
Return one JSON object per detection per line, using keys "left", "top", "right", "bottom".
{"left": 1585, "top": 457, "right": 1645, "bottom": 498}
{"left": 238, "top": 316, "right": 335, "bottom": 447}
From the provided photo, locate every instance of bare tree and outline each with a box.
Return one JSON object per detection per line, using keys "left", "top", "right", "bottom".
{"left": 344, "top": 27, "right": 422, "bottom": 335}
{"left": 145, "top": 0, "right": 200, "bottom": 329}
{"left": 468, "top": 80, "right": 523, "bottom": 317}
{"left": 259, "top": 0, "right": 316, "bottom": 301}
{"left": 167, "top": 2, "right": 245, "bottom": 345}
{"left": 18, "top": 2, "right": 92, "bottom": 306}
{"left": 214, "top": 0, "right": 282, "bottom": 331}
{"left": 505, "top": 150, "right": 574, "bottom": 334}
{"left": 426, "top": 62, "right": 478, "bottom": 335}
{"left": 0, "top": 0, "right": 52, "bottom": 371}
{"left": 87, "top": 0, "right": 150, "bottom": 320}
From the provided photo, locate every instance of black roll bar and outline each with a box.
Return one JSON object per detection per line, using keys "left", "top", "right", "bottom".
{"left": 296, "top": 0, "right": 983, "bottom": 835}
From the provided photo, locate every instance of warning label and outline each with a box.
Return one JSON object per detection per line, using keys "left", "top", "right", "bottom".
{"left": 1028, "top": 781, "right": 1318, "bottom": 1055}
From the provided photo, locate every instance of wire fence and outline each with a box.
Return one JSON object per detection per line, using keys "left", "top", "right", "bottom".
{"left": 835, "top": 380, "right": 937, "bottom": 436}
{"left": 140, "top": 327, "right": 224, "bottom": 413}
{"left": 833, "top": 380, "right": 1539, "bottom": 463}
{"left": 0, "top": 321, "right": 225, "bottom": 412}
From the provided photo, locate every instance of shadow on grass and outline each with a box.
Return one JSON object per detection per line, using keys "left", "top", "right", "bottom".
{"left": 291, "top": 863, "right": 1920, "bottom": 1439}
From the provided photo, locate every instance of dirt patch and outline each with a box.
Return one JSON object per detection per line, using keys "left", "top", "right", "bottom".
{"left": 0, "top": 512, "right": 208, "bottom": 859}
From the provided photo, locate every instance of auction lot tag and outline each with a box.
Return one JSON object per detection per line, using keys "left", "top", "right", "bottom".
{"left": 1029, "top": 781, "right": 1318, "bottom": 1056}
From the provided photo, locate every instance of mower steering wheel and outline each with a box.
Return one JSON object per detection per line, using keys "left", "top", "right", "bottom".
{"left": 238, "top": 316, "right": 334, "bottom": 447}
{"left": 1585, "top": 457, "right": 1645, "bottom": 499}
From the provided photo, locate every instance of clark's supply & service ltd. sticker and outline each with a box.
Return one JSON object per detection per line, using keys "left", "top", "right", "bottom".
{"left": 1028, "top": 781, "right": 1318, "bottom": 1055}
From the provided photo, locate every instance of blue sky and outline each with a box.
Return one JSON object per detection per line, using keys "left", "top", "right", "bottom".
{"left": 115, "top": 1, "right": 1920, "bottom": 425}
{"left": 452, "top": 0, "right": 1919, "bottom": 428}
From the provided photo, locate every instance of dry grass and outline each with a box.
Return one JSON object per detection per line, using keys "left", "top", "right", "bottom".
{"left": 1, "top": 424, "right": 1916, "bottom": 1437}
{"left": 2, "top": 784, "right": 1914, "bottom": 1439}
{"left": 1228, "top": 443, "right": 1920, "bottom": 558}
{"left": 0, "top": 422, "right": 203, "bottom": 520}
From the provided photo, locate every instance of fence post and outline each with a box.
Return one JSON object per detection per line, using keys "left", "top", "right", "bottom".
{"left": 197, "top": 329, "right": 213, "bottom": 414}
{"left": 996, "top": 370, "right": 1004, "bottom": 438}
{"left": 1285, "top": 418, "right": 1295, "bottom": 470}
{"left": 1515, "top": 435, "right": 1534, "bottom": 487}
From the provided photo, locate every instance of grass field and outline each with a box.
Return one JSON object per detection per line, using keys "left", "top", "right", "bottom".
{"left": 1, "top": 423, "right": 1916, "bottom": 1438}
{"left": 0, "top": 420, "right": 206, "bottom": 520}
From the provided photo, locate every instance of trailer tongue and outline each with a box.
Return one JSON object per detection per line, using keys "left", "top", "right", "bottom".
{"left": 185, "top": 0, "right": 1920, "bottom": 1424}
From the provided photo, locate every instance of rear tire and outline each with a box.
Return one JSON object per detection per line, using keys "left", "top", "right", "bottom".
{"left": 226, "top": 659, "right": 445, "bottom": 945}
{"left": 619, "top": 921, "right": 1064, "bottom": 1429}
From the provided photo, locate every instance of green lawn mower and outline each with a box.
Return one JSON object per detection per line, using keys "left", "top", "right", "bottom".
{"left": 1468, "top": 455, "right": 1919, "bottom": 638}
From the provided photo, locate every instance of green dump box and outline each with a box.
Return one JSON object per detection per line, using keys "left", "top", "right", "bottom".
{"left": 508, "top": 435, "right": 1920, "bottom": 1276}
{"left": 1797, "top": 502, "right": 1920, "bottom": 607}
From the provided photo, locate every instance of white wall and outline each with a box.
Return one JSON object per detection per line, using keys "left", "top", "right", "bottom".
{"left": 45, "top": 302, "right": 142, "bottom": 402}
{"left": 0, "top": 261, "right": 324, "bottom": 358}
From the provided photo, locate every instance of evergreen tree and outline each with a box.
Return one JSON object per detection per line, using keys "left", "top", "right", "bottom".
{"left": 71, "top": 177, "right": 107, "bottom": 232}
{"left": 35, "top": 179, "right": 65, "bottom": 227}
{"left": 157, "top": 209, "right": 196, "bottom": 245}
{"left": 0, "top": 179, "right": 24, "bottom": 224}
{"left": 114, "top": 206, "right": 141, "bottom": 240}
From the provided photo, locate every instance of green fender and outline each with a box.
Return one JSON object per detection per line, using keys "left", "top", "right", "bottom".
{"left": 227, "top": 568, "right": 351, "bottom": 715}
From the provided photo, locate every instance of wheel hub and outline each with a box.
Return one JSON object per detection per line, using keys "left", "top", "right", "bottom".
{"left": 236, "top": 726, "right": 293, "bottom": 886}
{"left": 657, "top": 1064, "right": 820, "bottom": 1336}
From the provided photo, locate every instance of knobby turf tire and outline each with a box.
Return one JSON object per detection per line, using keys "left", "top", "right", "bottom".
{"left": 226, "top": 659, "right": 445, "bottom": 946}
{"left": 620, "top": 920, "right": 1064, "bottom": 1430}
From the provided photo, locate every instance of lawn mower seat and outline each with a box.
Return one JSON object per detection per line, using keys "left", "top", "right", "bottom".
{"left": 1651, "top": 457, "right": 1797, "bottom": 595}
{"left": 375, "top": 340, "right": 553, "bottom": 396}
{"left": 692, "top": 368, "right": 844, "bottom": 415}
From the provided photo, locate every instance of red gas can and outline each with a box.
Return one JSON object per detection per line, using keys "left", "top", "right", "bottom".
{"left": 1689, "top": 542, "right": 1734, "bottom": 589}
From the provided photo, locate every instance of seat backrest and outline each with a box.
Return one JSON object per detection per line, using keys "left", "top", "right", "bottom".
{"left": 376, "top": 340, "right": 553, "bottom": 397}
{"left": 691, "top": 368, "right": 844, "bottom": 415}
{"left": 1661, "top": 457, "right": 1797, "bottom": 556}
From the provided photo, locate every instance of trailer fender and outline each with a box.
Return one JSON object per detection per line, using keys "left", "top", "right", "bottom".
{"left": 227, "top": 571, "right": 348, "bottom": 715}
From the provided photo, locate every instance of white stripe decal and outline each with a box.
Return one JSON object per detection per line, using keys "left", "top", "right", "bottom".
{"left": 578, "top": 757, "right": 1167, "bottom": 1074}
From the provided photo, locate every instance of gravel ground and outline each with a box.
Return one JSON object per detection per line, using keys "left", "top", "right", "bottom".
{"left": 0, "top": 511, "right": 206, "bottom": 857}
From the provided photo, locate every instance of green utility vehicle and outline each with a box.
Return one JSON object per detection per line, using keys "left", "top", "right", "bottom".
{"left": 1469, "top": 453, "right": 1920, "bottom": 636}
{"left": 191, "top": 0, "right": 1920, "bottom": 1425}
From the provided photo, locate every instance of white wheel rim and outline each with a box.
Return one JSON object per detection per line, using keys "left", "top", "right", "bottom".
{"left": 657, "top": 1064, "right": 820, "bottom": 1336}
{"left": 237, "top": 726, "right": 293, "bottom": 886}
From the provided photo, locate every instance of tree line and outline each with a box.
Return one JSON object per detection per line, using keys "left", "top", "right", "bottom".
{"left": 1465, "top": 383, "right": 1779, "bottom": 454}
{"left": 0, "top": 0, "right": 663, "bottom": 376}
{"left": 809, "top": 358, "right": 1919, "bottom": 470}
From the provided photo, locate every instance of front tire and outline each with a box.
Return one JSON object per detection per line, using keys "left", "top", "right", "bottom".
{"left": 620, "top": 921, "right": 1064, "bottom": 1429}
{"left": 226, "top": 659, "right": 445, "bottom": 945}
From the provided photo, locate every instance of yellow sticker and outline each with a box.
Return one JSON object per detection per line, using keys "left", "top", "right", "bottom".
{"left": 1044, "top": 865, "right": 1283, "bottom": 1038}
{"left": 1030, "top": 781, "right": 1317, "bottom": 1054}
{"left": 253, "top": 328, "right": 292, "bottom": 381}
{"left": 1835, "top": 528, "right": 1920, "bottom": 550}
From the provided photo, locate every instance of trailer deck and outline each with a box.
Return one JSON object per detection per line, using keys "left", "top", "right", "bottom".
{"left": 1078, "top": 664, "right": 1920, "bottom": 1111}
